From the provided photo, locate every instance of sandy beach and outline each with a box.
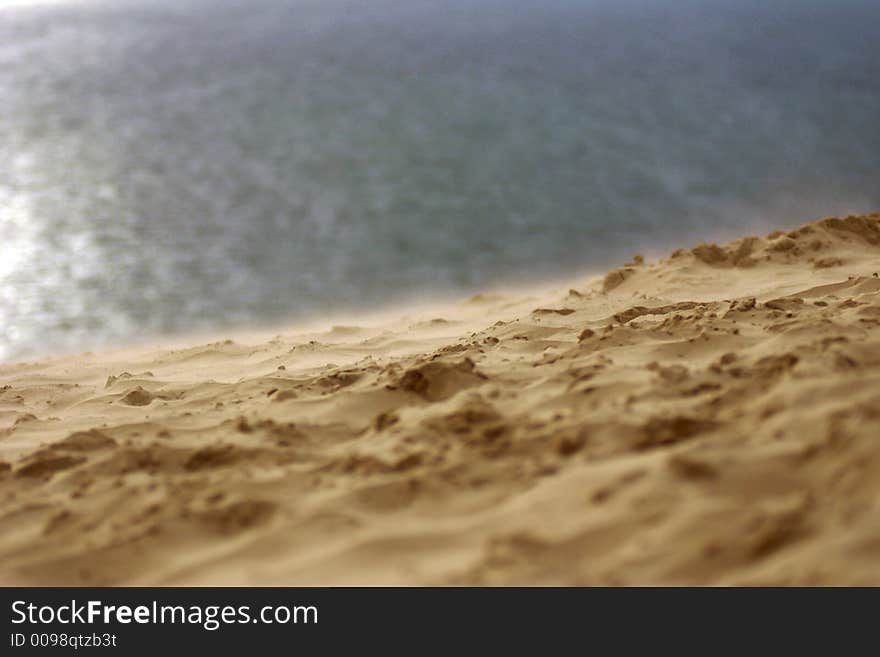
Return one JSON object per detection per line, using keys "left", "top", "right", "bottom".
{"left": 1, "top": 212, "right": 879, "bottom": 586}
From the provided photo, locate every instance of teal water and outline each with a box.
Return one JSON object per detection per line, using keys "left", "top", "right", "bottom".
{"left": 2, "top": 0, "right": 879, "bottom": 360}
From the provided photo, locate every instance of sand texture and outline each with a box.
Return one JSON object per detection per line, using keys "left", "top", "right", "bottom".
{"left": 2, "top": 213, "right": 880, "bottom": 585}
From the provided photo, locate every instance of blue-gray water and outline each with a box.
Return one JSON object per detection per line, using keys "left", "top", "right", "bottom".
{"left": 2, "top": 0, "right": 879, "bottom": 361}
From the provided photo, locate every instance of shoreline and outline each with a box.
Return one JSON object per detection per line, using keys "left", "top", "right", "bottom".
{"left": 2, "top": 212, "right": 880, "bottom": 585}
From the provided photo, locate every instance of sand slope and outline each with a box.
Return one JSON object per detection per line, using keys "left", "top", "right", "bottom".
{"left": 2, "top": 213, "right": 880, "bottom": 585}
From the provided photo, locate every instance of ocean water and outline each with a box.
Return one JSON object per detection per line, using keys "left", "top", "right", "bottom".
{"left": 2, "top": 0, "right": 879, "bottom": 361}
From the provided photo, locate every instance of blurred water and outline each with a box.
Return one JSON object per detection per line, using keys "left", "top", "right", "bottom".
{"left": 1, "top": 0, "right": 879, "bottom": 360}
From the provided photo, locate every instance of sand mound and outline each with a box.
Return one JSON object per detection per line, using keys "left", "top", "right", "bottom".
{"left": 1, "top": 213, "right": 880, "bottom": 585}
{"left": 673, "top": 213, "right": 880, "bottom": 270}
{"left": 395, "top": 358, "right": 486, "bottom": 402}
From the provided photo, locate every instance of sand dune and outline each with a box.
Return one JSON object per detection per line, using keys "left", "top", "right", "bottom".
{"left": 2, "top": 213, "right": 880, "bottom": 585}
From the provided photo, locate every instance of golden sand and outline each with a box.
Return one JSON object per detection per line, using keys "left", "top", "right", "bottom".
{"left": 2, "top": 213, "right": 880, "bottom": 585}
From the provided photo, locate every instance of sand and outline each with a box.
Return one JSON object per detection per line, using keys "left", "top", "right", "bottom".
{"left": 2, "top": 213, "right": 880, "bottom": 586}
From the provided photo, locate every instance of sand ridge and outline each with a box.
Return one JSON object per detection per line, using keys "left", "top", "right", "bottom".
{"left": 1, "top": 213, "right": 880, "bottom": 585}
